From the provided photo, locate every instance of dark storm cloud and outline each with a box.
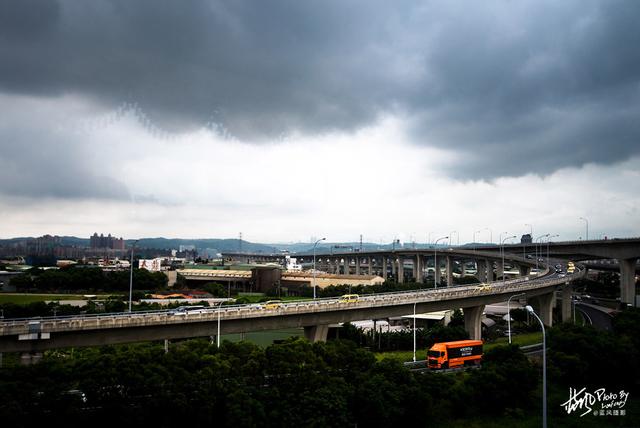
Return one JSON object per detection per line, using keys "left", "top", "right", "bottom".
{"left": 1, "top": 0, "right": 639, "bottom": 179}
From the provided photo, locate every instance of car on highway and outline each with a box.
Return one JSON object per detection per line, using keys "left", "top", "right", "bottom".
{"left": 169, "top": 305, "right": 208, "bottom": 316}
{"left": 339, "top": 294, "right": 359, "bottom": 303}
{"left": 261, "top": 300, "right": 283, "bottom": 310}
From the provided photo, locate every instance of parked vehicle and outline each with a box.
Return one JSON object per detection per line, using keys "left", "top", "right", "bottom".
{"left": 427, "top": 340, "right": 483, "bottom": 369}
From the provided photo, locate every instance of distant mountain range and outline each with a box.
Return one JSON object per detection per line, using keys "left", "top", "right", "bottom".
{"left": 0, "top": 236, "right": 492, "bottom": 255}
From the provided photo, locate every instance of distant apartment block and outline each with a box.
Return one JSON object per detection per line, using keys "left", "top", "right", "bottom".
{"left": 90, "top": 233, "right": 125, "bottom": 250}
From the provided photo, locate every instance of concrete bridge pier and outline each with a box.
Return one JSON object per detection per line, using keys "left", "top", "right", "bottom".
{"left": 304, "top": 325, "right": 329, "bottom": 342}
{"left": 355, "top": 258, "right": 361, "bottom": 275}
{"left": 497, "top": 261, "right": 505, "bottom": 280}
{"left": 382, "top": 257, "right": 388, "bottom": 280}
{"left": 519, "top": 265, "right": 531, "bottom": 277}
{"left": 367, "top": 256, "right": 372, "bottom": 275}
{"left": 434, "top": 259, "right": 442, "bottom": 286}
{"left": 561, "top": 284, "right": 573, "bottom": 322}
{"left": 485, "top": 259, "right": 494, "bottom": 283}
{"left": 460, "top": 261, "right": 467, "bottom": 278}
{"left": 20, "top": 352, "right": 43, "bottom": 365}
{"left": 619, "top": 258, "right": 638, "bottom": 306}
{"left": 397, "top": 258, "right": 404, "bottom": 283}
{"left": 446, "top": 256, "right": 453, "bottom": 286}
{"left": 343, "top": 258, "right": 350, "bottom": 275}
{"left": 476, "top": 259, "right": 487, "bottom": 282}
{"left": 534, "top": 292, "right": 554, "bottom": 326}
{"left": 463, "top": 305, "right": 485, "bottom": 340}
{"left": 415, "top": 255, "right": 423, "bottom": 283}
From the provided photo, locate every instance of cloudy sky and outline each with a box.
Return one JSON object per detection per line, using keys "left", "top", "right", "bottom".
{"left": 1, "top": 0, "right": 639, "bottom": 244}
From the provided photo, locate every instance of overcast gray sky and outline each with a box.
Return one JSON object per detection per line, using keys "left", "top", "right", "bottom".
{"left": 1, "top": 0, "right": 639, "bottom": 243}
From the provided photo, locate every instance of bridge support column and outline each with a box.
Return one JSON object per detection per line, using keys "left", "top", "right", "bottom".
{"left": 382, "top": 257, "right": 388, "bottom": 279}
{"left": 391, "top": 257, "right": 396, "bottom": 276}
{"left": 356, "top": 257, "right": 360, "bottom": 275}
{"left": 343, "top": 258, "right": 349, "bottom": 275}
{"left": 534, "top": 292, "right": 554, "bottom": 326}
{"left": 367, "top": 256, "right": 372, "bottom": 275}
{"left": 519, "top": 265, "right": 531, "bottom": 277}
{"left": 304, "top": 324, "right": 329, "bottom": 343}
{"left": 460, "top": 261, "right": 467, "bottom": 278}
{"left": 497, "top": 261, "right": 505, "bottom": 280}
{"left": 416, "top": 255, "right": 423, "bottom": 283}
{"left": 619, "top": 258, "right": 638, "bottom": 307}
{"left": 434, "top": 258, "right": 442, "bottom": 286}
{"left": 446, "top": 256, "right": 453, "bottom": 286}
{"left": 561, "top": 284, "right": 573, "bottom": 322}
{"left": 397, "top": 258, "right": 404, "bottom": 283}
{"left": 20, "top": 352, "right": 43, "bottom": 365}
{"left": 485, "top": 259, "right": 494, "bottom": 283}
{"left": 476, "top": 259, "right": 486, "bottom": 282}
{"left": 463, "top": 305, "right": 485, "bottom": 340}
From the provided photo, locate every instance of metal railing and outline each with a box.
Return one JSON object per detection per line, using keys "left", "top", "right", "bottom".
{"left": 0, "top": 263, "right": 584, "bottom": 336}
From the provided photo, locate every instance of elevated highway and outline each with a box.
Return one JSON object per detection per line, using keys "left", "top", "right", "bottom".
{"left": 0, "top": 262, "right": 584, "bottom": 355}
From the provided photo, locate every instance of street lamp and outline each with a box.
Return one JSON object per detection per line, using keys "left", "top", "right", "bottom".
{"left": 579, "top": 217, "right": 589, "bottom": 241}
{"left": 547, "top": 235, "right": 559, "bottom": 268}
{"left": 526, "top": 305, "right": 547, "bottom": 428}
{"left": 413, "top": 301, "right": 417, "bottom": 362}
{"left": 507, "top": 293, "right": 525, "bottom": 344}
{"left": 128, "top": 239, "right": 139, "bottom": 313}
{"left": 501, "top": 235, "right": 516, "bottom": 284}
{"left": 449, "top": 231, "right": 457, "bottom": 246}
{"left": 313, "top": 238, "right": 326, "bottom": 299}
{"left": 216, "top": 300, "right": 225, "bottom": 348}
{"left": 473, "top": 230, "right": 482, "bottom": 253}
{"left": 484, "top": 228, "right": 493, "bottom": 244}
{"left": 534, "top": 234, "right": 550, "bottom": 272}
{"left": 433, "top": 236, "right": 448, "bottom": 288}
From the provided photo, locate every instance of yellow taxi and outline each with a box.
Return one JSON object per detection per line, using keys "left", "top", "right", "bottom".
{"left": 339, "top": 294, "right": 360, "bottom": 303}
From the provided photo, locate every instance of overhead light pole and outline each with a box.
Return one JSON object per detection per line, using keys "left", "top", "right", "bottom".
{"left": 579, "top": 217, "right": 589, "bottom": 241}
{"left": 433, "top": 236, "right": 448, "bottom": 288}
{"left": 449, "top": 231, "right": 457, "bottom": 246}
{"left": 128, "top": 239, "right": 139, "bottom": 313}
{"left": 547, "top": 235, "right": 559, "bottom": 268}
{"left": 507, "top": 293, "right": 525, "bottom": 344}
{"left": 534, "top": 234, "right": 550, "bottom": 272}
{"left": 484, "top": 227, "right": 492, "bottom": 244}
{"left": 526, "top": 305, "right": 547, "bottom": 428}
{"left": 473, "top": 229, "right": 482, "bottom": 253}
{"left": 312, "top": 238, "right": 326, "bottom": 300}
{"left": 501, "top": 235, "right": 516, "bottom": 284}
{"left": 413, "top": 301, "right": 417, "bottom": 362}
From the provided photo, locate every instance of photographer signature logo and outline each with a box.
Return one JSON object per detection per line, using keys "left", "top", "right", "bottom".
{"left": 561, "top": 387, "right": 629, "bottom": 417}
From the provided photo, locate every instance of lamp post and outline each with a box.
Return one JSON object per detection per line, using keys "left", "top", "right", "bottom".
{"left": 526, "top": 305, "right": 547, "bottom": 428}
{"left": 128, "top": 239, "right": 139, "bottom": 313}
{"left": 216, "top": 300, "right": 224, "bottom": 348}
{"left": 413, "top": 301, "right": 417, "bottom": 362}
{"left": 313, "top": 238, "right": 326, "bottom": 300}
{"left": 433, "top": 236, "right": 448, "bottom": 288}
{"left": 507, "top": 293, "right": 525, "bottom": 344}
{"left": 473, "top": 229, "right": 482, "bottom": 253}
{"left": 547, "top": 235, "right": 559, "bottom": 268}
{"left": 484, "top": 228, "right": 492, "bottom": 244}
{"left": 501, "top": 235, "right": 516, "bottom": 284}
{"left": 579, "top": 217, "right": 589, "bottom": 241}
{"left": 534, "top": 234, "right": 550, "bottom": 272}
{"left": 449, "top": 231, "right": 457, "bottom": 246}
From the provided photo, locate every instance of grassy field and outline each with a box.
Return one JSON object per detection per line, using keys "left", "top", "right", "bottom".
{"left": 0, "top": 294, "right": 102, "bottom": 304}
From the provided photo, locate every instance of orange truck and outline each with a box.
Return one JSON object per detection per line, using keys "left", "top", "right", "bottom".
{"left": 427, "top": 340, "right": 483, "bottom": 369}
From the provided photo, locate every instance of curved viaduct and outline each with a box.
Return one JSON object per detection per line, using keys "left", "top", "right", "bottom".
{"left": 0, "top": 259, "right": 583, "bottom": 356}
